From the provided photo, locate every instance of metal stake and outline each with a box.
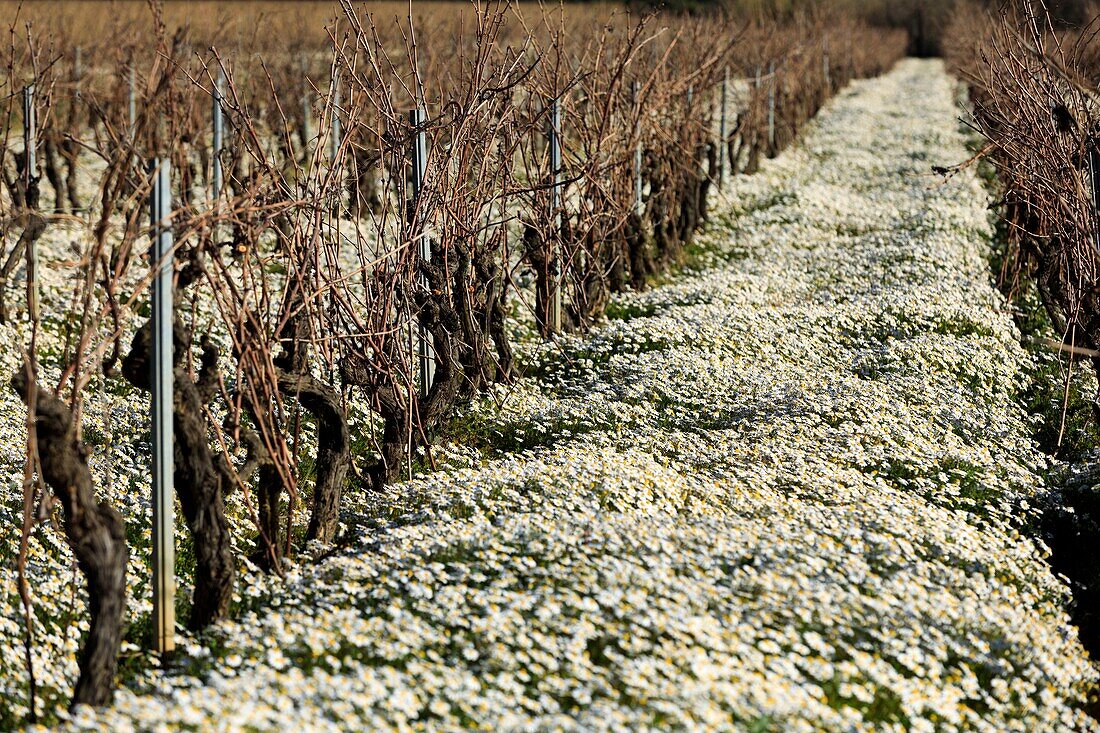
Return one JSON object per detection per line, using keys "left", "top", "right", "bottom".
{"left": 718, "top": 67, "right": 729, "bottom": 185}
{"left": 23, "top": 85, "right": 35, "bottom": 190}
{"left": 210, "top": 70, "right": 225, "bottom": 243}
{"left": 23, "top": 85, "right": 38, "bottom": 322}
{"left": 632, "top": 81, "right": 643, "bottom": 215}
{"left": 409, "top": 108, "right": 434, "bottom": 392}
{"left": 212, "top": 70, "right": 224, "bottom": 203}
{"left": 128, "top": 67, "right": 137, "bottom": 133}
{"left": 301, "top": 58, "right": 312, "bottom": 146}
{"left": 1089, "top": 144, "right": 1100, "bottom": 255}
{"left": 74, "top": 47, "right": 83, "bottom": 102}
{"left": 767, "top": 62, "right": 776, "bottom": 153}
{"left": 330, "top": 78, "right": 342, "bottom": 165}
{"left": 547, "top": 97, "right": 562, "bottom": 334}
{"left": 149, "top": 159, "right": 176, "bottom": 655}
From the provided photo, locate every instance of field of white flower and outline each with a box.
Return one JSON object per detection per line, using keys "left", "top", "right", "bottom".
{"left": 3, "top": 57, "right": 1098, "bottom": 731}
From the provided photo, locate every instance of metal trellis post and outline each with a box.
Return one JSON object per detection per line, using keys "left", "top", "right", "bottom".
{"left": 409, "top": 108, "right": 434, "bottom": 393}
{"left": 74, "top": 47, "right": 83, "bottom": 101}
{"left": 547, "top": 96, "right": 562, "bottom": 334}
{"left": 718, "top": 67, "right": 728, "bottom": 185}
{"left": 632, "top": 81, "right": 643, "bottom": 215}
{"left": 23, "top": 85, "right": 38, "bottom": 322}
{"left": 212, "top": 70, "right": 224, "bottom": 203}
{"left": 1089, "top": 144, "right": 1100, "bottom": 255}
{"left": 331, "top": 79, "right": 342, "bottom": 165}
{"left": 23, "top": 85, "right": 35, "bottom": 193}
{"left": 129, "top": 68, "right": 137, "bottom": 132}
{"left": 767, "top": 62, "right": 776, "bottom": 153}
{"left": 301, "top": 59, "right": 312, "bottom": 146}
{"left": 149, "top": 159, "right": 176, "bottom": 655}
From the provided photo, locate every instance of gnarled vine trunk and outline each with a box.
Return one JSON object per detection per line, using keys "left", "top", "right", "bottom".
{"left": 11, "top": 368, "right": 128, "bottom": 708}
{"left": 122, "top": 322, "right": 237, "bottom": 629}
{"left": 276, "top": 370, "right": 350, "bottom": 545}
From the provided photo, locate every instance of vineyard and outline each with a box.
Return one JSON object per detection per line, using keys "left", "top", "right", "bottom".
{"left": 2, "top": 0, "right": 1100, "bottom": 730}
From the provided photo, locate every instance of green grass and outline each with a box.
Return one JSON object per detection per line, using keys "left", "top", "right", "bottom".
{"left": 985, "top": 227, "right": 1100, "bottom": 461}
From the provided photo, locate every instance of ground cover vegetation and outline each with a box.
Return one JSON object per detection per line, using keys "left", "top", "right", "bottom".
{"left": 36, "top": 54, "right": 1100, "bottom": 732}
{"left": 0, "top": 0, "right": 908, "bottom": 726}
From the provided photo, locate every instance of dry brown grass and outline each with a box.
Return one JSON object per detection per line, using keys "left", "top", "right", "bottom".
{"left": 0, "top": 2, "right": 632, "bottom": 55}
